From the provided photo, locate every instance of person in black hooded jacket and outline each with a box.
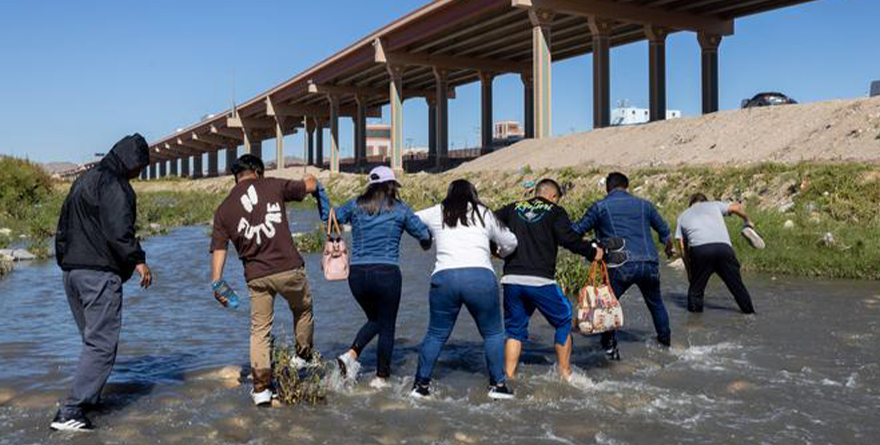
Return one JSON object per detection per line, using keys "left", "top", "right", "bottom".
{"left": 50, "top": 134, "right": 153, "bottom": 432}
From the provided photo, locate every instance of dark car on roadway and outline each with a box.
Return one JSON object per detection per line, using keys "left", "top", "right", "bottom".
{"left": 741, "top": 92, "right": 798, "bottom": 109}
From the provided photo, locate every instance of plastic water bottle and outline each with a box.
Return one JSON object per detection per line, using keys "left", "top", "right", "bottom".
{"left": 212, "top": 280, "right": 240, "bottom": 309}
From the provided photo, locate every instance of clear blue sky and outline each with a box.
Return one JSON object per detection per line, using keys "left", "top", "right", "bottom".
{"left": 1, "top": 0, "right": 877, "bottom": 164}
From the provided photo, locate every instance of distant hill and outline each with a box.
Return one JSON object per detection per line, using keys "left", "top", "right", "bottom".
{"left": 41, "top": 162, "right": 80, "bottom": 174}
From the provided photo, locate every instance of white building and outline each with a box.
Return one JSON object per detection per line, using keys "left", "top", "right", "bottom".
{"left": 611, "top": 107, "right": 681, "bottom": 126}
{"left": 494, "top": 121, "right": 524, "bottom": 141}
{"left": 366, "top": 124, "right": 391, "bottom": 157}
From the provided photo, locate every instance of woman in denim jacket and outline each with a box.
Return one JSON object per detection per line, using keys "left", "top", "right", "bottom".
{"left": 318, "top": 166, "right": 432, "bottom": 388}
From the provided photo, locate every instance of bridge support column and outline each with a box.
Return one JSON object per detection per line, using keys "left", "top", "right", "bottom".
{"left": 315, "top": 119, "right": 324, "bottom": 168}
{"left": 149, "top": 163, "right": 157, "bottom": 180}
{"left": 427, "top": 98, "right": 437, "bottom": 165}
{"left": 192, "top": 154, "right": 203, "bottom": 179}
{"left": 140, "top": 169, "right": 147, "bottom": 180}
{"left": 388, "top": 64, "right": 405, "bottom": 171}
{"left": 355, "top": 96, "right": 367, "bottom": 170}
{"left": 530, "top": 9, "right": 554, "bottom": 139}
{"left": 275, "top": 118, "right": 285, "bottom": 170}
{"left": 208, "top": 152, "right": 219, "bottom": 177}
{"left": 646, "top": 26, "right": 668, "bottom": 122}
{"left": 169, "top": 159, "right": 178, "bottom": 176}
{"left": 329, "top": 95, "right": 341, "bottom": 174}
{"left": 158, "top": 161, "right": 167, "bottom": 178}
{"left": 249, "top": 140, "right": 262, "bottom": 160}
{"left": 434, "top": 68, "right": 450, "bottom": 169}
{"left": 181, "top": 156, "right": 190, "bottom": 178}
{"left": 480, "top": 72, "right": 495, "bottom": 154}
{"left": 521, "top": 73, "right": 534, "bottom": 139}
{"left": 225, "top": 146, "right": 236, "bottom": 175}
{"left": 699, "top": 32, "right": 722, "bottom": 114}
{"left": 590, "top": 17, "right": 613, "bottom": 129}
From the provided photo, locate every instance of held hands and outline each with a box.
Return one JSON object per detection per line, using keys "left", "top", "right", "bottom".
{"left": 303, "top": 174, "right": 318, "bottom": 194}
{"left": 136, "top": 263, "right": 152, "bottom": 289}
{"left": 664, "top": 239, "right": 676, "bottom": 259}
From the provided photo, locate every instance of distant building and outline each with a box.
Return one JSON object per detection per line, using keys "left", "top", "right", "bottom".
{"left": 494, "top": 121, "right": 524, "bottom": 142}
{"left": 366, "top": 124, "right": 391, "bottom": 157}
{"left": 871, "top": 81, "right": 880, "bottom": 98}
{"left": 611, "top": 107, "right": 681, "bottom": 126}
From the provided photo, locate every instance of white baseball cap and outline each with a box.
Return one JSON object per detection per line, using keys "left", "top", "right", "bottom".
{"left": 368, "top": 166, "right": 399, "bottom": 185}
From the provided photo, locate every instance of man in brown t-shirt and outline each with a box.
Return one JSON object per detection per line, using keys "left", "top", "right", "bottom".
{"left": 210, "top": 154, "right": 321, "bottom": 406}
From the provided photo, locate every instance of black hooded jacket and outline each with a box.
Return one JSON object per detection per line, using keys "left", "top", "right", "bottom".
{"left": 56, "top": 134, "right": 151, "bottom": 281}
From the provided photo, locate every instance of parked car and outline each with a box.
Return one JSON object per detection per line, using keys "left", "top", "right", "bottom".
{"left": 741, "top": 92, "right": 798, "bottom": 109}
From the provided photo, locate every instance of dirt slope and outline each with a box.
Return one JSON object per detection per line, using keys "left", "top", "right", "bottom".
{"left": 456, "top": 97, "right": 880, "bottom": 173}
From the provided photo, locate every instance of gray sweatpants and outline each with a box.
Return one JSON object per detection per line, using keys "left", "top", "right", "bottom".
{"left": 61, "top": 270, "right": 123, "bottom": 417}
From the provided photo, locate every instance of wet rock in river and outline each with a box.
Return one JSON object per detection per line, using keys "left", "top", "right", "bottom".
{"left": 0, "top": 249, "right": 36, "bottom": 261}
{"left": 454, "top": 432, "right": 478, "bottom": 444}
{"left": 726, "top": 380, "right": 752, "bottom": 394}
{"left": 0, "top": 387, "right": 15, "bottom": 405}
{"left": 667, "top": 258, "right": 686, "bottom": 271}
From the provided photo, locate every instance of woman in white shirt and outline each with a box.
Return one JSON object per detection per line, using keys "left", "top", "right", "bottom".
{"left": 410, "top": 179, "right": 518, "bottom": 400}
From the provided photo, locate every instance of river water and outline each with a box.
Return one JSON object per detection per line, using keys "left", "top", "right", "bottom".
{"left": 1, "top": 210, "right": 878, "bottom": 445}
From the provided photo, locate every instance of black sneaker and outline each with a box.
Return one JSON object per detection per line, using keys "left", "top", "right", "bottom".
{"left": 487, "top": 384, "right": 515, "bottom": 400}
{"left": 49, "top": 411, "right": 94, "bottom": 432}
{"left": 657, "top": 336, "right": 671, "bottom": 347}
{"left": 605, "top": 345, "right": 621, "bottom": 361}
{"left": 409, "top": 383, "right": 431, "bottom": 399}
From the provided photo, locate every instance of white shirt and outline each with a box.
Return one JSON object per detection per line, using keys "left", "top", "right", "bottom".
{"left": 416, "top": 204, "right": 518, "bottom": 275}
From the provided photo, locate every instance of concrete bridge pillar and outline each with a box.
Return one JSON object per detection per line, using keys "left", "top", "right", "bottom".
{"left": 387, "top": 64, "right": 406, "bottom": 171}
{"left": 590, "top": 17, "right": 613, "bottom": 129}
{"left": 275, "top": 119, "right": 285, "bottom": 170}
{"left": 530, "top": 9, "right": 555, "bottom": 138}
{"left": 305, "top": 121, "right": 315, "bottom": 169}
{"left": 315, "top": 119, "right": 324, "bottom": 168}
{"left": 192, "top": 154, "right": 203, "bottom": 179}
{"left": 140, "top": 169, "right": 148, "bottom": 181}
{"left": 225, "top": 146, "right": 237, "bottom": 175}
{"left": 480, "top": 72, "right": 495, "bottom": 154}
{"left": 699, "top": 32, "right": 722, "bottom": 114}
{"left": 158, "top": 160, "right": 167, "bottom": 178}
{"left": 169, "top": 158, "right": 179, "bottom": 177}
{"left": 180, "top": 156, "right": 189, "bottom": 178}
{"left": 521, "top": 73, "right": 534, "bottom": 139}
{"left": 434, "top": 67, "right": 450, "bottom": 168}
{"left": 328, "top": 95, "right": 341, "bottom": 174}
{"left": 355, "top": 96, "right": 368, "bottom": 169}
{"left": 427, "top": 97, "right": 437, "bottom": 165}
{"left": 646, "top": 26, "right": 669, "bottom": 122}
{"left": 207, "top": 151, "right": 219, "bottom": 177}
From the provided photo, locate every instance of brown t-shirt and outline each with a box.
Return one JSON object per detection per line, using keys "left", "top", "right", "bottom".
{"left": 211, "top": 177, "right": 308, "bottom": 282}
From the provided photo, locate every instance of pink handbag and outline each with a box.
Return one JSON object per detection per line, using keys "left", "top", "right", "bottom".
{"left": 322, "top": 209, "right": 349, "bottom": 281}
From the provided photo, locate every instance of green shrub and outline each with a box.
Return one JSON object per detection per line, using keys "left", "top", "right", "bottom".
{"left": 0, "top": 156, "right": 53, "bottom": 219}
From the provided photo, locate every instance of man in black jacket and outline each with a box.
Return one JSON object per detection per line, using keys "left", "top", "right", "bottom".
{"left": 495, "top": 179, "right": 601, "bottom": 381}
{"left": 51, "top": 134, "right": 153, "bottom": 432}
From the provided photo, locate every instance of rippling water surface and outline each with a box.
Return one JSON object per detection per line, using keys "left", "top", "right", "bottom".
{"left": 1, "top": 211, "right": 878, "bottom": 445}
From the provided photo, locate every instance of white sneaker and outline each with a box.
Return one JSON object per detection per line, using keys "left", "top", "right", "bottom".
{"left": 251, "top": 389, "right": 273, "bottom": 406}
{"left": 369, "top": 376, "right": 390, "bottom": 389}
{"left": 336, "top": 352, "right": 359, "bottom": 380}
{"left": 290, "top": 354, "right": 319, "bottom": 370}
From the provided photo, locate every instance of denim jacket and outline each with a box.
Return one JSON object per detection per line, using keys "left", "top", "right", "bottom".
{"left": 316, "top": 183, "right": 431, "bottom": 266}
{"left": 572, "top": 189, "right": 671, "bottom": 263}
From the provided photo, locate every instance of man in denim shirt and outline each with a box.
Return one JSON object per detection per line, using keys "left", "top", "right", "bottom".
{"left": 572, "top": 172, "right": 674, "bottom": 359}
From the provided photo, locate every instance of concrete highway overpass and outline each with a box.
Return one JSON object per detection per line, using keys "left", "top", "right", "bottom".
{"left": 143, "top": 0, "right": 819, "bottom": 180}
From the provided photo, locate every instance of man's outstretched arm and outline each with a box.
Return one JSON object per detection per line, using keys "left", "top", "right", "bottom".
{"left": 212, "top": 249, "right": 227, "bottom": 283}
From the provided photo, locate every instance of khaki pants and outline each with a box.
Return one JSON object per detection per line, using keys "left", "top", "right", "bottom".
{"left": 247, "top": 268, "right": 314, "bottom": 391}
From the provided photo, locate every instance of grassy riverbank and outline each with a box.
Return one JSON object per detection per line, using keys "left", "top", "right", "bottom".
{"left": 3, "top": 155, "right": 878, "bottom": 281}
{"left": 319, "top": 162, "right": 880, "bottom": 281}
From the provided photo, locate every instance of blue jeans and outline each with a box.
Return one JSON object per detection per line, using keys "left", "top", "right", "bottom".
{"left": 415, "top": 268, "right": 506, "bottom": 386}
{"left": 602, "top": 261, "right": 671, "bottom": 348}
{"left": 348, "top": 264, "right": 402, "bottom": 378}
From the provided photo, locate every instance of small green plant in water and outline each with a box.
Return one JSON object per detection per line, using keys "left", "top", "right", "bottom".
{"left": 293, "top": 226, "right": 326, "bottom": 254}
{"left": 271, "top": 342, "right": 329, "bottom": 406}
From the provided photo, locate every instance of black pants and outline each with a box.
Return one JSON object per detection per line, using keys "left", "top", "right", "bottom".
{"left": 687, "top": 243, "right": 755, "bottom": 314}
{"left": 347, "top": 264, "right": 402, "bottom": 378}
